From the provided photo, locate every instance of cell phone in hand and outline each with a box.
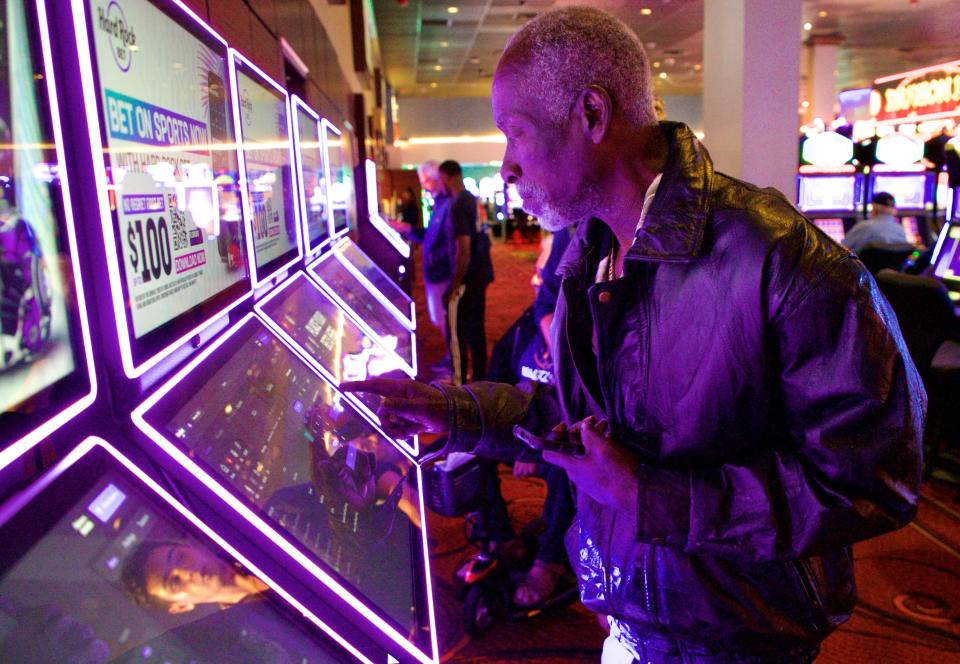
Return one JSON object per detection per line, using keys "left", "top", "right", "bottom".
{"left": 513, "top": 425, "right": 585, "bottom": 456}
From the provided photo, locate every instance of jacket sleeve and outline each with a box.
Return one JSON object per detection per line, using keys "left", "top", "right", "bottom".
{"left": 634, "top": 256, "right": 925, "bottom": 563}
{"left": 433, "top": 381, "right": 558, "bottom": 461}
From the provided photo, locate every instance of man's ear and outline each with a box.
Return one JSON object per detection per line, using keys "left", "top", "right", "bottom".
{"left": 167, "top": 601, "right": 195, "bottom": 614}
{"left": 578, "top": 85, "right": 612, "bottom": 143}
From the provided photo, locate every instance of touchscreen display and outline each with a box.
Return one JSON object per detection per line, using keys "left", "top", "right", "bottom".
{"left": 335, "top": 240, "right": 414, "bottom": 325}
{"left": 1, "top": 0, "right": 86, "bottom": 419}
{"left": 798, "top": 176, "right": 857, "bottom": 212}
{"left": 0, "top": 450, "right": 352, "bottom": 663}
{"left": 933, "top": 223, "right": 960, "bottom": 284}
{"left": 87, "top": 0, "right": 248, "bottom": 342}
{"left": 295, "top": 104, "right": 328, "bottom": 252}
{"left": 309, "top": 255, "right": 415, "bottom": 373}
{"left": 813, "top": 218, "right": 845, "bottom": 244}
{"left": 234, "top": 61, "right": 298, "bottom": 280}
{"left": 324, "top": 122, "right": 352, "bottom": 235}
{"left": 142, "top": 318, "right": 422, "bottom": 634}
{"left": 873, "top": 174, "right": 927, "bottom": 210}
{"left": 258, "top": 274, "right": 404, "bottom": 416}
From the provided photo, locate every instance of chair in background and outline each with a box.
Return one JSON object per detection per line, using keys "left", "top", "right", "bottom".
{"left": 858, "top": 243, "right": 916, "bottom": 275}
{"left": 875, "top": 270, "right": 960, "bottom": 480}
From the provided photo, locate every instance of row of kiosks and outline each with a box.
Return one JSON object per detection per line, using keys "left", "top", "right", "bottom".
{"left": 0, "top": 1, "right": 435, "bottom": 664}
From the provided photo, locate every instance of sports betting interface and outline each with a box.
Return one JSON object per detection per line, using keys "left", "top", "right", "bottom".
{"left": 137, "top": 317, "right": 425, "bottom": 639}
{"left": 309, "top": 252, "right": 416, "bottom": 373}
{"left": 0, "top": 442, "right": 355, "bottom": 663}
{"left": 82, "top": 0, "right": 250, "bottom": 368}
{"left": 257, "top": 272, "right": 404, "bottom": 419}
{"left": 335, "top": 239, "right": 415, "bottom": 327}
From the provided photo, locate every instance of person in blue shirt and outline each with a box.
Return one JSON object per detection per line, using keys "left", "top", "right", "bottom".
{"left": 843, "top": 191, "right": 909, "bottom": 253}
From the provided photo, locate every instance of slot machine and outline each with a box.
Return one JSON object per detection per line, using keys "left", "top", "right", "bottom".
{"left": 796, "top": 130, "right": 863, "bottom": 244}
{"left": 868, "top": 133, "right": 936, "bottom": 246}
{"left": 0, "top": 0, "right": 435, "bottom": 662}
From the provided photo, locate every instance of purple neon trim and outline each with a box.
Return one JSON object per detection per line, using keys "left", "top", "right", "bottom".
{"left": 132, "top": 313, "right": 437, "bottom": 663}
{"left": 320, "top": 118, "right": 347, "bottom": 241}
{"left": 229, "top": 49, "right": 304, "bottom": 289}
{"left": 334, "top": 239, "right": 416, "bottom": 330}
{"left": 290, "top": 96, "right": 329, "bottom": 258}
{"left": 306, "top": 251, "right": 418, "bottom": 377}
{"left": 365, "top": 159, "right": 411, "bottom": 258}
{"left": 1, "top": 0, "right": 99, "bottom": 470}
{"left": 252, "top": 271, "right": 418, "bottom": 456}
{"left": 70, "top": 0, "right": 252, "bottom": 379}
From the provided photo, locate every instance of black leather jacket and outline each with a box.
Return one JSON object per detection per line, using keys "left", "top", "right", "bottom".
{"left": 437, "top": 122, "right": 924, "bottom": 656}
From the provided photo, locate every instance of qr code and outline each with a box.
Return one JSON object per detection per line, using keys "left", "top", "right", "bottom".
{"left": 170, "top": 206, "right": 189, "bottom": 251}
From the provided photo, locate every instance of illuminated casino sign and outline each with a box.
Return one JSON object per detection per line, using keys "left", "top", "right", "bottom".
{"left": 870, "top": 59, "right": 960, "bottom": 124}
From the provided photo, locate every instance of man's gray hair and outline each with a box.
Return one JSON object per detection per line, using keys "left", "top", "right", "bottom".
{"left": 501, "top": 7, "right": 656, "bottom": 128}
{"left": 417, "top": 160, "right": 439, "bottom": 177}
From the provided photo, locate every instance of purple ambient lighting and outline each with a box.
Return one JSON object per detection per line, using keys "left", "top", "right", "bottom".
{"left": 228, "top": 48, "right": 304, "bottom": 288}
{"left": 1, "top": 0, "right": 99, "bottom": 471}
{"left": 253, "top": 270, "right": 419, "bottom": 455}
{"left": 365, "top": 159, "right": 411, "bottom": 259}
{"left": 131, "top": 313, "right": 438, "bottom": 664}
{"left": 290, "top": 95, "right": 332, "bottom": 258}
{"left": 333, "top": 239, "right": 416, "bottom": 329}
{"left": 69, "top": 0, "right": 252, "bottom": 379}
{"left": 321, "top": 118, "right": 352, "bottom": 242}
{"left": 0, "top": 436, "right": 374, "bottom": 664}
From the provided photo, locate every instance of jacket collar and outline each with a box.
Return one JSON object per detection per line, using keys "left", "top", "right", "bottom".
{"left": 557, "top": 121, "right": 714, "bottom": 280}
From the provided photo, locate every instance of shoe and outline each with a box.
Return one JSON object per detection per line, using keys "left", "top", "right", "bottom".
{"left": 455, "top": 550, "right": 498, "bottom": 584}
{"left": 512, "top": 560, "right": 566, "bottom": 608}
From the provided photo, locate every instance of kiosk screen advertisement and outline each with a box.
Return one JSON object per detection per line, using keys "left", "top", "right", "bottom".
{"left": 138, "top": 317, "right": 427, "bottom": 643}
{"left": 83, "top": 0, "right": 249, "bottom": 364}
{"left": 2, "top": 0, "right": 92, "bottom": 443}
{"left": 234, "top": 58, "right": 298, "bottom": 282}
{"left": 294, "top": 102, "right": 328, "bottom": 252}
{"left": 324, "top": 122, "right": 352, "bottom": 236}
{"left": 0, "top": 442, "right": 357, "bottom": 663}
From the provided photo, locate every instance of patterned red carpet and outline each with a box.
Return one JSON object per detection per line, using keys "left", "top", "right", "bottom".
{"left": 413, "top": 238, "right": 960, "bottom": 663}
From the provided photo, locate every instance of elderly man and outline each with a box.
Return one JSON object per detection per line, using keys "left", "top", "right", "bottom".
{"left": 348, "top": 7, "right": 923, "bottom": 663}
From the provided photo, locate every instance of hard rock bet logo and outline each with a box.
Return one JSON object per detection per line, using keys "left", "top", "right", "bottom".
{"left": 97, "top": 0, "right": 137, "bottom": 73}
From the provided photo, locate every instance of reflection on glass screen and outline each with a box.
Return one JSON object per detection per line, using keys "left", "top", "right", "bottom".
{"left": 297, "top": 109, "right": 327, "bottom": 248}
{"left": 0, "top": 471, "right": 345, "bottom": 663}
{"left": 259, "top": 276, "right": 404, "bottom": 415}
{"left": 311, "top": 257, "right": 414, "bottom": 370}
{"left": 0, "top": 0, "right": 76, "bottom": 413}
{"left": 336, "top": 241, "right": 411, "bottom": 318}
{"left": 152, "top": 319, "right": 420, "bottom": 632}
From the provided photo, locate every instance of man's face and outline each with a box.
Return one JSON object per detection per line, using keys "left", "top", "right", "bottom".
{"left": 492, "top": 65, "right": 601, "bottom": 231}
{"left": 418, "top": 170, "right": 442, "bottom": 197}
{"left": 143, "top": 544, "right": 238, "bottom": 613}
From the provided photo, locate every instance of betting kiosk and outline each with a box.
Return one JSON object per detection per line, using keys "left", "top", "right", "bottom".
{"left": 868, "top": 133, "right": 934, "bottom": 245}
{"left": 932, "top": 222, "right": 960, "bottom": 304}
{"left": 323, "top": 119, "right": 354, "bottom": 241}
{"left": 0, "top": 0, "right": 441, "bottom": 662}
{"left": 796, "top": 131, "right": 863, "bottom": 243}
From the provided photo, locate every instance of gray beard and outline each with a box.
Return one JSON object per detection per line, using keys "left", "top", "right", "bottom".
{"left": 522, "top": 182, "right": 603, "bottom": 231}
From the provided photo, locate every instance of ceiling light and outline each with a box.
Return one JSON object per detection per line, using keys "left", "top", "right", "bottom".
{"left": 640, "top": 7, "right": 653, "bottom": 15}
{"left": 801, "top": 100, "right": 810, "bottom": 108}
{"left": 803, "top": 22, "right": 812, "bottom": 30}
{"left": 430, "top": 82, "right": 439, "bottom": 88}
{"left": 470, "top": 56, "right": 480, "bottom": 64}
{"left": 818, "top": 10, "right": 827, "bottom": 17}
{"left": 652, "top": 61, "right": 661, "bottom": 68}
{"left": 664, "top": 57, "right": 676, "bottom": 66}
{"left": 447, "top": 6, "right": 459, "bottom": 13}
{"left": 646, "top": 41, "right": 657, "bottom": 49}
{"left": 441, "top": 41, "right": 449, "bottom": 47}
{"left": 659, "top": 72, "right": 668, "bottom": 79}
{"left": 693, "top": 63, "right": 702, "bottom": 71}
{"left": 434, "top": 65, "right": 442, "bottom": 71}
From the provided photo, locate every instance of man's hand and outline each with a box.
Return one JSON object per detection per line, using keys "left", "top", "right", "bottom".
{"left": 341, "top": 379, "right": 449, "bottom": 438}
{"left": 543, "top": 417, "right": 640, "bottom": 511}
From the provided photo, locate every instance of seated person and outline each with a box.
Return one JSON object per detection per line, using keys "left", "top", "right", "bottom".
{"left": 458, "top": 228, "right": 575, "bottom": 608}
{"left": 121, "top": 541, "right": 267, "bottom": 614}
{"left": 843, "top": 191, "right": 909, "bottom": 253}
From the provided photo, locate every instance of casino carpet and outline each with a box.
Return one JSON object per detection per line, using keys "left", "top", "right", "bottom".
{"left": 413, "top": 237, "right": 960, "bottom": 663}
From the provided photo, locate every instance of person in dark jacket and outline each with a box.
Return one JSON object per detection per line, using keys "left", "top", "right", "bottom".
{"left": 345, "top": 7, "right": 924, "bottom": 663}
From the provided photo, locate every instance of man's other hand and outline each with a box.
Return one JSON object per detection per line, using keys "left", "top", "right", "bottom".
{"left": 543, "top": 417, "right": 640, "bottom": 511}
{"left": 341, "top": 379, "right": 449, "bottom": 438}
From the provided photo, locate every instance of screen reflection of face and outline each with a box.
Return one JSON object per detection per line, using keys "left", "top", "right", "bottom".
{"left": 143, "top": 544, "right": 241, "bottom": 614}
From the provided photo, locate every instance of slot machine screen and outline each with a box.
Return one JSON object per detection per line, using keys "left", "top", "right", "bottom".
{"left": 79, "top": 0, "right": 250, "bottom": 373}
{"left": 797, "top": 175, "right": 857, "bottom": 212}
{"left": 232, "top": 53, "right": 299, "bottom": 285}
{"left": 324, "top": 120, "right": 353, "bottom": 237}
{"left": 932, "top": 223, "right": 960, "bottom": 286}
{"left": 873, "top": 174, "right": 927, "bottom": 211}
{"left": 812, "top": 218, "right": 846, "bottom": 244}
{"left": 256, "top": 272, "right": 405, "bottom": 423}
{"left": 1, "top": 0, "right": 94, "bottom": 453}
{"left": 293, "top": 98, "right": 328, "bottom": 255}
{"left": 335, "top": 239, "right": 415, "bottom": 327}
{"left": 0, "top": 440, "right": 358, "bottom": 663}
{"left": 309, "top": 253, "right": 416, "bottom": 374}
{"left": 136, "top": 316, "right": 428, "bottom": 646}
